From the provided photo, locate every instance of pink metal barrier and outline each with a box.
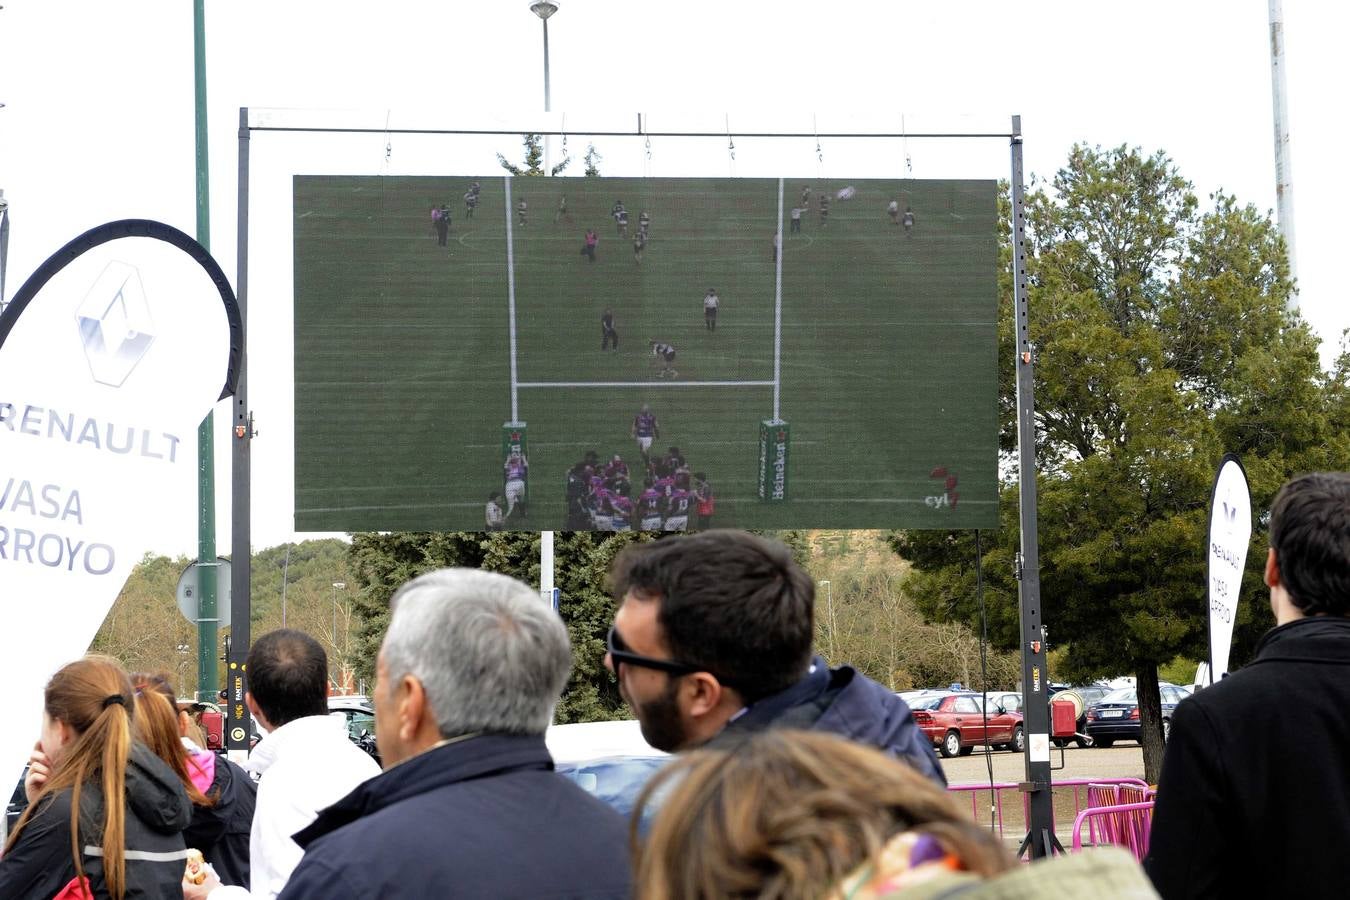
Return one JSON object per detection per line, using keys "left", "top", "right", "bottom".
{"left": 1069, "top": 800, "right": 1155, "bottom": 861}
{"left": 948, "top": 778, "right": 1149, "bottom": 848}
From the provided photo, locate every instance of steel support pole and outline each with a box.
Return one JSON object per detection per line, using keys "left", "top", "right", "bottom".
{"left": 193, "top": 0, "right": 218, "bottom": 705}
{"left": 540, "top": 16, "right": 554, "bottom": 591}
{"left": 1009, "top": 116, "right": 1058, "bottom": 859}
{"left": 226, "top": 107, "right": 253, "bottom": 764}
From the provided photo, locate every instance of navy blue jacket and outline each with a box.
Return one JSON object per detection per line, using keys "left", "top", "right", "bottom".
{"left": 278, "top": 733, "right": 631, "bottom": 899}
{"left": 709, "top": 658, "right": 947, "bottom": 786}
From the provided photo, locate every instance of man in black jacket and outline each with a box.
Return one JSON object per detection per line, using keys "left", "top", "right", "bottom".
{"left": 279, "top": 569, "right": 630, "bottom": 900}
{"left": 606, "top": 530, "right": 945, "bottom": 786}
{"left": 1145, "top": 472, "right": 1350, "bottom": 898}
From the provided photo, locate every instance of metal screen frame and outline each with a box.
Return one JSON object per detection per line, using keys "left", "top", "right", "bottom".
{"left": 230, "top": 111, "right": 1054, "bottom": 856}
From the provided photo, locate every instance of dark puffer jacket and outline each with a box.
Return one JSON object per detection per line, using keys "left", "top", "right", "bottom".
{"left": 0, "top": 743, "right": 192, "bottom": 899}
{"left": 707, "top": 657, "right": 947, "bottom": 786}
{"left": 182, "top": 749, "right": 256, "bottom": 888}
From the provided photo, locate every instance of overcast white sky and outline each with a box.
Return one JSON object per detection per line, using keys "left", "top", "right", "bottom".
{"left": 2, "top": 1, "right": 1346, "bottom": 555}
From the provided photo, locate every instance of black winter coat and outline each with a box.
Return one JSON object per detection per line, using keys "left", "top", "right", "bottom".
{"left": 707, "top": 657, "right": 948, "bottom": 786}
{"left": 1145, "top": 616, "right": 1350, "bottom": 898}
{"left": 183, "top": 752, "right": 256, "bottom": 888}
{"left": 278, "top": 733, "right": 631, "bottom": 899}
{"left": 0, "top": 743, "right": 192, "bottom": 899}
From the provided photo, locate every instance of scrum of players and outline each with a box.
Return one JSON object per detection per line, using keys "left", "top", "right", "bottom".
{"left": 561, "top": 405, "right": 714, "bottom": 532}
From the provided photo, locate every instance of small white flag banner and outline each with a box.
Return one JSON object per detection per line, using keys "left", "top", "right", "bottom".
{"left": 1207, "top": 454, "right": 1252, "bottom": 685}
{"left": 0, "top": 220, "right": 239, "bottom": 802}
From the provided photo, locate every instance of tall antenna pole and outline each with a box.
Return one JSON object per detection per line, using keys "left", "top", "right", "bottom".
{"left": 1269, "top": 0, "right": 1298, "bottom": 299}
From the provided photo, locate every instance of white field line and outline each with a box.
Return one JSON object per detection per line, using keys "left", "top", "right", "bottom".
{"left": 504, "top": 177, "right": 519, "bottom": 422}
{"left": 458, "top": 439, "right": 824, "bottom": 450}
{"left": 517, "top": 380, "right": 775, "bottom": 388}
{"left": 298, "top": 502, "right": 489, "bottom": 513}
{"left": 511, "top": 183, "right": 784, "bottom": 405}
{"left": 299, "top": 498, "right": 997, "bottom": 513}
{"left": 774, "top": 177, "right": 784, "bottom": 421}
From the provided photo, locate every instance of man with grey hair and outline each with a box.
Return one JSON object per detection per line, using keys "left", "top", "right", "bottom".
{"left": 277, "top": 569, "right": 631, "bottom": 899}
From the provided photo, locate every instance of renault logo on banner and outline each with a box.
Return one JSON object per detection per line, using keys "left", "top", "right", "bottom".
{"left": 76, "top": 261, "right": 155, "bottom": 387}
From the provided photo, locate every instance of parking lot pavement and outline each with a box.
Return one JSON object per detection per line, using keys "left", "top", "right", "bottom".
{"left": 941, "top": 743, "right": 1147, "bottom": 786}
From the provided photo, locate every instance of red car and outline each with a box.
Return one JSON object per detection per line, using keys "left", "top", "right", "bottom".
{"left": 909, "top": 692, "right": 1025, "bottom": 758}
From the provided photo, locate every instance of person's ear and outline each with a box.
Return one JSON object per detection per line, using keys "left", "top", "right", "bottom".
{"left": 682, "top": 672, "right": 726, "bottom": 719}
{"left": 1264, "top": 547, "right": 1281, "bottom": 589}
{"left": 397, "top": 675, "right": 428, "bottom": 743}
{"left": 244, "top": 692, "right": 270, "bottom": 732}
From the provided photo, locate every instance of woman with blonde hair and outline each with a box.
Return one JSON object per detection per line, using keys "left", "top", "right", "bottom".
{"left": 634, "top": 730, "right": 1157, "bottom": 900}
{"left": 0, "top": 656, "right": 192, "bottom": 899}
{"left": 131, "top": 672, "right": 255, "bottom": 888}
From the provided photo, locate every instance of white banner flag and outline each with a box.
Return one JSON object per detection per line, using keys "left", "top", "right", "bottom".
{"left": 0, "top": 220, "right": 238, "bottom": 803}
{"left": 1207, "top": 454, "right": 1252, "bottom": 684}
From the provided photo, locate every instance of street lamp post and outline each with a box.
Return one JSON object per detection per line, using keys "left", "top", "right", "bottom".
{"left": 529, "top": 1, "right": 557, "bottom": 110}
{"left": 529, "top": 1, "right": 559, "bottom": 172}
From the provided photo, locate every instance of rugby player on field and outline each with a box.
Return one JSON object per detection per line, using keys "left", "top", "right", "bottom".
{"left": 632, "top": 404, "right": 660, "bottom": 462}
{"left": 503, "top": 451, "right": 528, "bottom": 519}
{"left": 609, "top": 491, "right": 635, "bottom": 532}
{"left": 664, "top": 473, "right": 693, "bottom": 531}
{"left": 637, "top": 477, "right": 665, "bottom": 531}
{"left": 703, "top": 289, "right": 719, "bottom": 331}
{"left": 650, "top": 341, "right": 677, "bottom": 378}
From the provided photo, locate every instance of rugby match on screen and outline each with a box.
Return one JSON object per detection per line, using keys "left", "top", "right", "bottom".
{"left": 293, "top": 176, "right": 998, "bottom": 532}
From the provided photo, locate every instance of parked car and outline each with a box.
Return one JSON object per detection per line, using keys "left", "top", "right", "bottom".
{"left": 546, "top": 720, "right": 670, "bottom": 828}
{"left": 328, "top": 695, "right": 375, "bottom": 738}
{"left": 1085, "top": 683, "right": 1190, "bottom": 747}
{"left": 985, "top": 691, "right": 1023, "bottom": 714}
{"left": 909, "top": 692, "right": 1025, "bottom": 758}
{"left": 328, "top": 695, "right": 380, "bottom": 765}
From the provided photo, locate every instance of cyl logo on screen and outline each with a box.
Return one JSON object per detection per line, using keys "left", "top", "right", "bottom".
{"left": 76, "top": 262, "right": 155, "bottom": 387}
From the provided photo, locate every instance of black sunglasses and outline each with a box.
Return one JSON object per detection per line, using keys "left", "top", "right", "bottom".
{"left": 606, "top": 625, "right": 704, "bottom": 677}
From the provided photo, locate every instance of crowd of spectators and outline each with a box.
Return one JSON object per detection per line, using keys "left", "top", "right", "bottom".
{"left": 0, "top": 471, "right": 1345, "bottom": 898}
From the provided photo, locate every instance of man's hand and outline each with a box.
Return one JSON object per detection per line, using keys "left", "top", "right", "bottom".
{"left": 183, "top": 866, "right": 221, "bottom": 899}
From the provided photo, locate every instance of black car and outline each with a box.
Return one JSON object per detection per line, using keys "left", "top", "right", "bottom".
{"left": 1085, "top": 683, "right": 1190, "bottom": 747}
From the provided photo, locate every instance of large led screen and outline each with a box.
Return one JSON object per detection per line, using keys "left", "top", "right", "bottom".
{"left": 294, "top": 176, "right": 998, "bottom": 531}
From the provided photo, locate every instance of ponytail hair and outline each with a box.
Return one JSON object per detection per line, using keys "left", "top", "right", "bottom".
{"left": 4, "top": 656, "right": 134, "bottom": 900}
{"left": 130, "top": 669, "right": 210, "bottom": 756}
{"left": 132, "top": 687, "right": 213, "bottom": 806}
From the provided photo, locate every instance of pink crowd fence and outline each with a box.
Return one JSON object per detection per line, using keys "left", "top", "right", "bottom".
{"left": 948, "top": 777, "right": 1152, "bottom": 856}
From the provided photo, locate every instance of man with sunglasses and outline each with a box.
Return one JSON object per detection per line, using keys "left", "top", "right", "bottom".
{"left": 606, "top": 530, "right": 945, "bottom": 785}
